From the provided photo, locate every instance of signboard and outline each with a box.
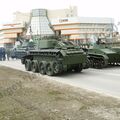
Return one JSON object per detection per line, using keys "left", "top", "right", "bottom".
{"left": 59, "top": 19, "right": 68, "bottom": 23}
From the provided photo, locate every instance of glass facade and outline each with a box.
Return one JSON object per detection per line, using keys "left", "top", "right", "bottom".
{"left": 27, "top": 9, "right": 54, "bottom": 39}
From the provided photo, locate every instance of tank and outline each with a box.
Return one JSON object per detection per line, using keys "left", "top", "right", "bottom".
{"left": 110, "top": 47, "right": 120, "bottom": 64}
{"left": 100, "top": 41, "right": 120, "bottom": 63}
{"left": 21, "top": 38, "right": 88, "bottom": 76}
{"left": 83, "top": 38, "right": 120, "bottom": 68}
{"left": 11, "top": 40, "right": 35, "bottom": 59}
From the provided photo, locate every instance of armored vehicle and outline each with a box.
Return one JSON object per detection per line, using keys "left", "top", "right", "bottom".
{"left": 11, "top": 40, "right": 35, "bottom": 59}
{"left": 22, "top": 38, "right": 88, "bottom": 76}
{"left": 83, "top": 39, "right": 120, "bottom": 68}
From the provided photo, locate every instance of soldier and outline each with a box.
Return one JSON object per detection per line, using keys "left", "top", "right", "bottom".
{"left": 96, "top": 38, "right": 101, "bottom": 45}
{"left": 0, "top": 48, "right": 2, "bottom": 61}
{"left": 11, "top": 48, "right": 16, "bottom": 60}
{"left": 6, "top": 49, "right": 11, "bottom": 60}
{"left": 96, "top": 38, "right": 106, "bottom": 45}
{"left": 1, "top": 47, "right": 6, "bottom": 61}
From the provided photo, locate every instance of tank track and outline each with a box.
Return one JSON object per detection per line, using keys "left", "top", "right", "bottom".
{"left": 88, "top": 54, "right": 108, "bottom": 69}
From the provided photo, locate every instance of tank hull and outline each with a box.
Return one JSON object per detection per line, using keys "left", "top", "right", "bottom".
{"left": 22, "top": 48, "right": 88, "bottom": 75}
{"left": 87, "top": 48, "right": 120, "bottom": 68}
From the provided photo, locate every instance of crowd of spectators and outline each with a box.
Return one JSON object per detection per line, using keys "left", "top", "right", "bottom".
{"left": 0, "top": 47, "right": 12, "bottom": 61}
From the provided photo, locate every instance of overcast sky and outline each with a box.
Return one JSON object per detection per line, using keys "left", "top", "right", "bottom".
{"left": 0, "top": 0, "right": 120, "bottom": 26}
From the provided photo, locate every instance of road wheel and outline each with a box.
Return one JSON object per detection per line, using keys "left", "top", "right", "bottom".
{"left": 74, "top": 64, "right": 83, "bottom": 72}
{"left": 39, "top": 61, "right": 46, "bottom": 75}
{"left": 98, "top": 59, "right": 104, "bottom": 69}
{"left": 95, "top": 59, "right": 104, "bottom": 69}
{"left": 31, "top": 60, "right": 39, "bottom": 72}
{"left": 46, "top": 62, "right": 54, "bottom": 76}
{"left": 89, "top": 59, "right": 94, "bottom": 68}
{"left": 21, "top": 58, "right": 25, "bottom": 64}
{"left": 25, "top": 59, "right": 31, "bottom": 71}
{"left": 52, "top": 61, "right": 60, "bottom": 74}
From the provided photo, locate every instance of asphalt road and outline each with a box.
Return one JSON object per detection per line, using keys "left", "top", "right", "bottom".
{"left": 0, "top": 60, "right": 120, "bottom": 98}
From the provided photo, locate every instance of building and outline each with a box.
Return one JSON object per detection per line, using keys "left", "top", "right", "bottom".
{"left": 0, "top": 6, "right": 115, "bottom": 47}
{"left": 0, "top": 23, "right": 25, "bottom": 48}
{"left": 13, "top": 11, "right": 31, "bottom": 24}
{"left": 13, "top": 6, "right": 78, "bottom": 38}
{"left": 51, "top": 17, "right": 114, "bottom": 44}
{"left": 25, "top": 7, "right": 114, "bottom": 44}
{"left": 47, "top": 6, "right": 77, "bottom": 19}
{"left": 13, "top": 6, "right": 77, "bottom": 23}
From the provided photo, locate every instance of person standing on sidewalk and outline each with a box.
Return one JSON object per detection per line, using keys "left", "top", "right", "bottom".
{"left": 6, "top": 48, "right": 11, "bottom": 60}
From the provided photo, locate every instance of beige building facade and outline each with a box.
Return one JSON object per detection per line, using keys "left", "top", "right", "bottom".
{"left": 13, "top": 11, "right": 31, "bottom": 24}
{"left": 51, "top": 17, "right": 114, "bottom": 43}
{"left": 0, "top": 6, "right": 115, "bottom": 47}
{"left": 0, "top": 23, "right": 25, "bottom": 48}
{"left": 47, "top": 6, "right": 77, "bottom": 19}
